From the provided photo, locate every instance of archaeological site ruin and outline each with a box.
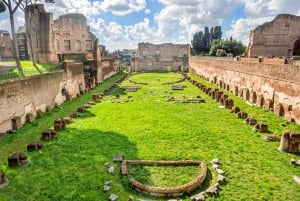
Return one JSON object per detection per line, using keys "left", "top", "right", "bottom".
{"left": 246, "top": 14, "right": 300, "bottom": 57}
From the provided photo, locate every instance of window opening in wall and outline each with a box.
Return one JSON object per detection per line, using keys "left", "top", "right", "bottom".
{"left": 64, "top": 40, "right": 71, "bottom": 51}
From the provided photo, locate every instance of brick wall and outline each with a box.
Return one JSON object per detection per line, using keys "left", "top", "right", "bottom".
{"left": 0, "top": 61, "right": 85, "bottom": 133}
{"left": 190, "top": 57, "right": 300, "bottom": 124}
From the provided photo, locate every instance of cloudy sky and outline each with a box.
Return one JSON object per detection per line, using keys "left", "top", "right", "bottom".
{"left": 1, "top": 0, "right": 300, "bottom": 51}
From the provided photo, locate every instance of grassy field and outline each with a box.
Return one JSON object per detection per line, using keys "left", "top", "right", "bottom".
{"left": 0, "top": 61, "right": 61, "bottom": 79}
{"left": 0, "top": 72, "right": 300, "bottom": 201}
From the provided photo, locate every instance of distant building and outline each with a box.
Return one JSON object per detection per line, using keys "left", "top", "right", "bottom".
{"left": 246, "top": 14, "right": 300, "bottom": 57}
{"left": 25, "top": 4, "right": 99, "bottom": 63}
{"left": 16, "top": 26, "right": 29, "bottom": 60}
{"left": 0, "top": 30, "right": 13, "bottom": 59}
{"left": 132, "top": 43, "right": 189, "bottom": 71}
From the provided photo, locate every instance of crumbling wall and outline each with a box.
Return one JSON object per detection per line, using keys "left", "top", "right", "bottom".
{"left": 190, "top": 57, "right": 300, "bottom": 124}
{"left": 0, "top": 61, "right": 85, "bottom": 133}
{"left": 134, "top": 43, "right": 189, "bottom": 72}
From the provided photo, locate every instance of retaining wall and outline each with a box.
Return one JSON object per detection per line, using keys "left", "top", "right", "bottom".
{"left": 190, "top": 57, "right": 300, "bottom": 124}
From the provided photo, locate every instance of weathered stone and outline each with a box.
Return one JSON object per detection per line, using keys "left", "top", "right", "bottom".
{"left": 246, "top": 14, "right": 300, "bottom": 57}
{"left": 293, "top": 175, "right": 300, "bottom": 185}
{"left": 112, "top": 154, "right": 123, "bottom": 162}
{"left": 77, "top": 107, "right": 86, "bottom": 113}
{"left": 128, "top": 195, "right": 134, "bottom": 201}
{"left": 0, "top": 170, "right": 9, "bottom": 188}
{"left": 210, "top": 158, "right": 220, "bottom": 165}
{"left": 216, "top": 168, "right": 225, "bottom": 175}
{"left": 206, "top": 184, "right": 218, "bottom": 197}
{"left": 25, "top": 113, "right": 35, "bottom": 123}
{"left": 231, "top": 106, "right": 240, "bottom": 113}
{"left": 36, "top": 109, "right": 43, "bottom": 118}
{"left": 109, "top": 194, "right": 118, "bottom": 201}
{"left": 224, "top": 98, "right": 234, "bottom": 109}
{"left": 274, "top": 103, "right": 284, "bottom": 116}
{"left": 217, "top": 174, "right": 226, "bottom": 184}
{"left": 190, "top": 191, "right": 205, "bottom": 201}
{"left": 103, "top": 185, "right": 111, "bottom": 192}
{"left": 264, "top": 135, "right": 280, "bottom": 142}
{"left": 70, "top": 112, "right": 80, "bottom": 118}
{"left": 256, "top": 95, "right": 264, "bottom": 107}
{"left": 279, "top": 130, "right": 300, "bottom": 153}
{"left": 54, "top": 119, "right": 66, "bottom": 131}
{"left": 244, "top": 117, "right": 257, "bottom": 125}
{"left": 253, "top": 123, "right": 268, "bottom": 133}
{"left": 42, "top": 130, "right": 56, "bottom": 140}
{"left": 237, "top": 111, "right": 248, "bottom": 119}
{"left": 264, "top": 99, "right": 273, "bottom": 111}
{"left": 11, "top": 116, "right": 22, "bottom": 130}
{"left": 8, "top": 153, "right": 29, "bottom": 167}
{"left": 63, "top": 117, "right": 74, "bottom": 124}
{"left": 108, "top": 166, "right": 115, "bottom": 174}
{"left": 27, "top": 142, "right": 43, "bottom": 151}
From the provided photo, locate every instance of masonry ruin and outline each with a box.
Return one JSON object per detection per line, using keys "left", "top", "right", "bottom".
{"left": 246, "top": 14, "right": 300, "bottom": 57}
{"left": 132, "top": 43, "right": 190, "bottom": 72}
{"left": 0, "top": 30, "right": 13, "bottom": 59}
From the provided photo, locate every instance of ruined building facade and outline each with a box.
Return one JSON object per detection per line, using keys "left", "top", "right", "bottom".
{"left": 246, "top": 14, "right": 300, "bottom": 57}
{"left": 25, "top": 4, "right": 97, "bottom": 63}
{"left": 133, "top": 43, "right": 190, "bottom": 71}
{"left": 0, "top": 30, "right": 13, "bottom": 59}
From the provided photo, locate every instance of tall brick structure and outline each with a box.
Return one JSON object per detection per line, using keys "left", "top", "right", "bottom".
{"left": 25, "top": 4, "right": 98, "bottom": 63}
{"left": 246, "top": 14, "right": 300, "bottom": 57}
{"left": 0, "top": 30, "right": 13, "bottom": 59}
{"left": 133, "top": 43, "right": 189, "bottom": 72}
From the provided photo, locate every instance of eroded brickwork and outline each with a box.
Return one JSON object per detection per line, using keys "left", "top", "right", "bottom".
{"left": 133, "top": 43, "right": 190, "bottom": 72}
{"left": 246, "top": 14, "right": 300, "bottom": 57}
{"left": 190, "top": 57, "right": 300, "bottom": 124}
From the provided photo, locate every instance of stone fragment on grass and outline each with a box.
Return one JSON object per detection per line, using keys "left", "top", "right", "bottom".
{"left": 113, "top": 154, "right": 124, "bottom": 162}
{"left": 190, "top": 191, "right": 205, "bottom": 201}
{"left": 108, "top": 166, "right": 115, "bottom": 174}
{"left": 293, "top": 175, "right": 300, "bottom": 184}
{"left": 109, "top": 194, "right": 118, "bottom": 201}
{"left": 216, "top": 168, "right": 225, "bottom": 175}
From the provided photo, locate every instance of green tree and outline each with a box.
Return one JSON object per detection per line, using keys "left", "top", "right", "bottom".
{"left": 191, "top": 31, "right": 205, "bottom": 55}
{"left": 209, "top": 38, "right": 246, "bottom": 57}
{"left": 203, "top": 27, "right": 210, "bottom": 53}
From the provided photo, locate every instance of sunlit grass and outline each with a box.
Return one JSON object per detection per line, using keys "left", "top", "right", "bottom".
{"left": 0, "top": 72, "right": 300, "bottom": 201}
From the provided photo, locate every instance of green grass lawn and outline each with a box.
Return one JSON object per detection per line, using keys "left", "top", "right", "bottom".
{"left": 0, "top": 72, "right": 300, "bottom": 201}
{"left": 0, "top": 61, "right": 61, "bottom": 79}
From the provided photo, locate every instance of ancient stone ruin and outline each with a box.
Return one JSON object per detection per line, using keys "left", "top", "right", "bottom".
{"left": 27, "top": 142, "right": 43, "bottom": 151}
{"left": 246, "top": 14, "right": 300, "bottom": 57}
{"left": 121, "top": 160, "right": 207, "bottom": 197}
{"left": 0, "top": 170, "right": 9, "bottom": 188}
{"left": 53, "top": 119, "right": 66, "bottom": 131}
{"left": 279, "top": 130, "right": 300, "bottom": 153}
{"left": 8, "top": 153, "right": 29, "bottom": 167}
{"left": 42, "top": 130, "right": 57, "bottom": 140}
{"left": 253, "top": 123, "right": 269, "bottom": 133}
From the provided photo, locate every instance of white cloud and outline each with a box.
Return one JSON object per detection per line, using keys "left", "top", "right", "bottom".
{"left": 99, "top": 0, "right": 146, "bottom": 16}
{"left": 224, "top": 17, "right": 273, "bottom": 45}
{"left": 145, "top": 8, "right": 151, "bottom": 14}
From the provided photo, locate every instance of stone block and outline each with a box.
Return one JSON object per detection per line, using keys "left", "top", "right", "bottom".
{"left": 249, "top": 91, "right": 257, "bottom": 104}
{"left": 54, "top": 119, "right": 66, "bottom": 131}
{"left": 279, "top": 130, "right": 300, "bottom": 153}
{"left": 244, "top": 117, "right": 257, "bottom": 125}
{"left": 224, "top": 98, "right": 234, "bottom": 109}
{"left": 231, "top": 106, "right": 240, "bottom": 113}
{"left": 8, "top": 152, "right": 29, "bottom": 167}
{"left": 237, "top": 111, "right": 248, "bottom": 119}
{"left": 27, "top": 142, "right": 43, "bottom": 151}
{"left": 253, "top": 123, "right": 268, "bottom": 133}
{"left": 42, "top": 130, "right": 56, "bottom": 140}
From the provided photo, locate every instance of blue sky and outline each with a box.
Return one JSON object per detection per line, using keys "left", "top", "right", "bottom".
{"left": 1, "top": 0, "right": 300, "bottom": 51}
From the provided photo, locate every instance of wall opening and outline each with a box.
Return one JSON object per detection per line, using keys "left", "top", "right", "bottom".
{"left": 293, "top": 39, "right": 300, "bottom": 56}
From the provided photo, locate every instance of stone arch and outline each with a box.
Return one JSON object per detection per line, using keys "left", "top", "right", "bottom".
{"left": 293, "top": 39, "right": 300, "bottom": 56}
